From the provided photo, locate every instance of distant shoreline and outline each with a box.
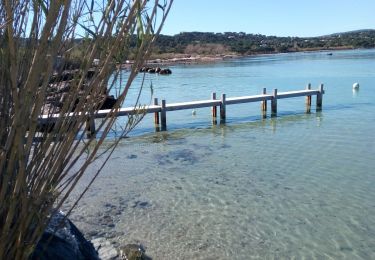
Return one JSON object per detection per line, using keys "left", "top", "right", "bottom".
{"left": 119, "top": 46, "right": 367, "bottom": 69}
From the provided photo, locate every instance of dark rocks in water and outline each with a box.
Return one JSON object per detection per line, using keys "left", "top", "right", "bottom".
{"left": 99, "top": 214, "right": 114, "bottom": 227}
{"left": 155, "top": 149, "right": 198, "bottom": 166}
{"left": 100, "top": 95, "right": 117, "bottom": 110}
{"left": 171, "top": 149, "right": 197, "bottom": 163}
{"left": 139, "top": 66, "right": 172, "bottom": 75}
{"left": 158, "top": 68, "right": 172, "bottom": 75}
{"left": 39, "top": 67, "right": 119, "bottom": 132}
{"left": 30, "top": 211, "right": 99, "bottom": 260}
{"left": 49, "top": 69, "right": 97, "bottom": 84}
{"left": 339, "top": 246, "right": 353, "bottom": 252}
{"left": 49, "top": 70, "right": 78, "bottom": 83}
{"left": 254, "top": 189, "right": 264, "bottom": 197}
{"left": 127, "top": 154, "right": 138, "bottom": 159}
{"left": 132, "top": 201, "right": 151, "bottom": 209}
{"left": 119, "top": 244, "right": 152, "bottom": 260}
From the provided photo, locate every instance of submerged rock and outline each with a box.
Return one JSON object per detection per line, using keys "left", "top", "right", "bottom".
{"left": 132, "top": 201, "right": 151, "bottom": 209}
{"left": 155, "top": 149, "right": 199, "bottom": 166}
{"left": 127, "top": 154, "right": 138, "bottom": 159}
{"left": 119, "top": 244, "right": 151, "bottom": 260}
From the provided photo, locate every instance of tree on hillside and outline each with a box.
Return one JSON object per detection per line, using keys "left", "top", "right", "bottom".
{"left": 0, "top": 0, "right": 173, "bottom": 259}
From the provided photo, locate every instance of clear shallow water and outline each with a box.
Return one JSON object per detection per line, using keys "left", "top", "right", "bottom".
{"left": 67, "top": 49, "right": 375, "bottom": 259}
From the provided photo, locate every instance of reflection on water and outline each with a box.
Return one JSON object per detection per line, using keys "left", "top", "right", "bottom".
{"left": 67, "top": 49, "right": 375, "bottom": 259}
{"left": 352, "top": 88, "right": 360, "bottom": 97}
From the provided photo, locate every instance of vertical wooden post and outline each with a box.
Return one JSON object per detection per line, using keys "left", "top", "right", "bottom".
{"left": 261, "top": 88, "right": 267, "bottom": 111}
{"left": 316, "top": 84, "right": 324, "bottom": 111}
{"left": 161, "top": 99, "right": 167, "bottom": 131}
{"left": 271, "top": 88, "right": 277, "bottom": 116}
{"left": 153, "top": 98, "right": 160, "bottom": 131}
{"left": 211, "top": 92, "right": 217, "bottom": 125}
{"left": 306, "top": 83, "right": 311, "bottom": 113}
{"left": 261, "top": 88, "right": 267, "bottom": 118}
{"left": 220, "top": 94, "right": 226, "bottom": 124}
{"left": 86, "top": 115, "right": 96, "bottom": 138}
{"left": 154, "top": 98, "right": 159, "bottom": 124}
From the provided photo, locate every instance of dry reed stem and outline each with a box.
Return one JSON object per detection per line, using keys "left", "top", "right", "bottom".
{"left": 0, "top": 0, "right": 173, "bottom": 258}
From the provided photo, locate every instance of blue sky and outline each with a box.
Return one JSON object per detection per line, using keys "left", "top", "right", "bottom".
{"left": 161, "top": 0, "right": 375, "bottom": 37}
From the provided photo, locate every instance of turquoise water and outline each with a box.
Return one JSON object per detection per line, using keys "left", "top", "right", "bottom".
{"left": 68, "top": 49, "right": 375, "bottom": 259}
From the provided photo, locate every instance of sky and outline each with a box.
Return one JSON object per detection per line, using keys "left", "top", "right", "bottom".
{"left": 161, "top": 0, "right": 375, "bottom": 37}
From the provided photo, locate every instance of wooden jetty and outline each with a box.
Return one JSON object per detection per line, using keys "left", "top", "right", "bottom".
{"left": 39, "top": 84, "right": 324, "bottom": 136}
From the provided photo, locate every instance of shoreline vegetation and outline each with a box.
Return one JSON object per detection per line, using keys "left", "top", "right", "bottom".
{"left": 118, "top": 45, "right": 360, "bottom": 69}
{"left": 112, "top": 29, "right": 375, "bottom": 67}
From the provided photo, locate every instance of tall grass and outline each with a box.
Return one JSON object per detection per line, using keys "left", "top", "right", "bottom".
{"left": 0, "top": 0, "right": 173, "bottom": 259}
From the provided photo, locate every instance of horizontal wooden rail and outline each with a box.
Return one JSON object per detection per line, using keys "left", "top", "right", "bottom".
{"left": 226, "top": 94, "right": 273, "bottom": 105}
{"left": 277, "top": 89, "right": 321, "bottom": 99}
{"left": 165, "top": 99, "right": 221, "bottom": 111}
{"left": 38, "top": 84, "right": 324, "bottom": 136}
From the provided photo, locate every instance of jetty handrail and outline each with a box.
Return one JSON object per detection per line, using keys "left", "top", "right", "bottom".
{"left": 226, "top": 94, "right": 274, "bottom": 105}
{"left": 277, "top": 89, "right": 320, "bottom": 99}
{"left": 38, "top": 84, "right": 324, "bottom": 135}
{"left": 165, "top": 99, "right": 221, "bottom": 111}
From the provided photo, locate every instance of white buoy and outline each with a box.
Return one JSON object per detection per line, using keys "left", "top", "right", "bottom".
{"left": 353, "top": 82, "right": 360, "bottom": 90}
{"left": 192, "top": 109, "right": 196, "bottom": 116}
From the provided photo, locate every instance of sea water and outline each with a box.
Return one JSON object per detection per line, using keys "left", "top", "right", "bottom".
{"left": 66, "top": 49, "right": 375, "bottom": 259}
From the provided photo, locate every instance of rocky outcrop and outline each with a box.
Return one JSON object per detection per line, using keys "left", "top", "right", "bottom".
{"left": 42, "top": 69, "right": 117, "bottom": 115}
{"left": 139, "top": 67, "right": 172, "bottom": 75}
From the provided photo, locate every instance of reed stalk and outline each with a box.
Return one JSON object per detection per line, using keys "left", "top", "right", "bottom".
{"left": 0, "top": 0, "right": 173, "bottom": 258}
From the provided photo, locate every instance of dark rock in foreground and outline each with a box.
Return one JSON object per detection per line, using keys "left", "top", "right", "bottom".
{"left": 30, "top": 211, "right": 99, "bottom": 260}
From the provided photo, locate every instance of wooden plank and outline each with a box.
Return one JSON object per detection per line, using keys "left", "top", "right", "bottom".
{"left": 165, "top": 99, "right": 221, "bottom": 111}
{"left": 95, "top": 105, "right": 161, "bottom": 118}
{"left": 39, "top": 105, "right": 162, "bottom": 123}
{"left": 226, "top": 94, "right": 273, "bottom": 105}
{"left": 277, "top": 89, "right": 319, "bottom": 99}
